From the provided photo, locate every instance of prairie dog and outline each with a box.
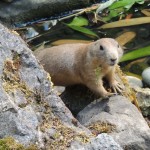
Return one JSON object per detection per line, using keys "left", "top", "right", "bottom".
{"left": 35, "top": 38, "right": 123, "bottom": 97}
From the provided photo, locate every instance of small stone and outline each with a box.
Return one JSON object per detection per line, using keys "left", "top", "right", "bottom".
{"left": 126, "top": 76, "right": 143, "bottom": 88}
{"left": 142, "top": 67, "right": 150, "bottom": 87}
{"left": 136, "top": 87, "right": 150, "bottom": 116}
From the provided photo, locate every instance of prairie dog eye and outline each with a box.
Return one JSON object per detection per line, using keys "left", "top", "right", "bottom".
{"left": 100, "top": 45, "right": 104, "bottom": 51}
{"left": 118, "top": 44, "right": 120, "bottom": 48}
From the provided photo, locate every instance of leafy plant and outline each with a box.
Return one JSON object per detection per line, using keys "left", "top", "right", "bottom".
{"left": 100, "top": 0, "right": 145, "bottom": 21}
{"left": 109, "top": 0, "right": 144, "bottom": 10}
{"left": 68, "top": 25, "right": 99, "bottom": 38}
{"left": 66, "top": 16, "right": 99, "bottom": 38}
{"left": 120, "top": 45, "right": 150, "bottom": 62}
{"left": 67, "top": 16, "right": 88, "bottom": 26}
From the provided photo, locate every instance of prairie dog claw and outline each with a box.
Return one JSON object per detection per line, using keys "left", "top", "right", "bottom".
{"left": 110, "top": 80, "right": 123, "bottom": 94}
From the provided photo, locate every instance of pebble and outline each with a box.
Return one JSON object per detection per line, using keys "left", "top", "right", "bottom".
{"left": 142, "top": 67, "right": 150, "bottom": 87}
{"left": 126, "top": 76, "right": 143, "bottom": 88}
{"left": 135, "top": 87, "right": 150, "bottom": 117}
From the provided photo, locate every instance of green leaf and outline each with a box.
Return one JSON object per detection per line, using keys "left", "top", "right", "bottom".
{"left": 67, "top": 16, "right": 89, "bottom": 27}
{"left": 120, "top": 45, "right": 150, "bottom": 62}
{"left": 67, "top": 25, "right": 99, "bottom": 38}
{"left": 124, "top": 2, "right": 135, "bottom": 10}
{"left": 101, "top": 0, "right": 145, "bottom": 21}
{"left": 109, "top": 0, "right": 133, "bottom": 9}
{"left": 102, "top": 8, "right": 124, "bottom": 22}
{"left": 109, "top": 0, "right": 144, "bottom": 9}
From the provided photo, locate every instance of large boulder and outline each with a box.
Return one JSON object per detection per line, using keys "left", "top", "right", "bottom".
{"left": 77, "top": 95, "right": 150, "bottom": 150}
{"left": 0, "top": 21, "right": 84, "bottom": 146}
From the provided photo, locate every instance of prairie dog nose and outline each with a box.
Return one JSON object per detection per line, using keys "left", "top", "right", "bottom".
{"left": 110, "top": 58, "right": 117, "bottom": 62}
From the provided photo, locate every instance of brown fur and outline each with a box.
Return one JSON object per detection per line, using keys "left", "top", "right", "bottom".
{"left": 35, "top": 38, "right": 123, "bottom": 97}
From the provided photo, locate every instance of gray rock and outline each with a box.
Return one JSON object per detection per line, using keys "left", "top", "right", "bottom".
{"left": 126, "top": 76, "right": 143, "bottom": 88}
{"left": 77, "top": 95, "right": 150, "bottom": 150}
{"left": 142, "top": 67, "right": 150, "bottom": 87}
{"left": 0, "top": 23, "right": 91, "bottom": 148}
{"left": 0, "top": 105, "right": 38, "bottom": 145}
{"left": 70, "top": 133, "right": 123, "bottom": 150}
{"left": 136, "top": 87, "right": 150, "bottom": 116}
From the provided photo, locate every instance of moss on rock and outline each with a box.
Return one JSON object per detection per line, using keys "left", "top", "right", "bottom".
{"left": 88, "top": 122, "right": 116, "bottom": 136}
{"left": 0, "top": 137, "right": 37, "bottom": 150}
{"left": 2, "top": 55, "right": 33, "bottom": 107}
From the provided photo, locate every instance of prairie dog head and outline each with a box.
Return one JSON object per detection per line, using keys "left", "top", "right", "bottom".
{"left": 88, "top": 38, "right": 123, "bottom": 66}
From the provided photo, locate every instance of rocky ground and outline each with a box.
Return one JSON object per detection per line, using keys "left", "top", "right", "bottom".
{"left": 0, "top": 22, "right": 150, "bottom": 150}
